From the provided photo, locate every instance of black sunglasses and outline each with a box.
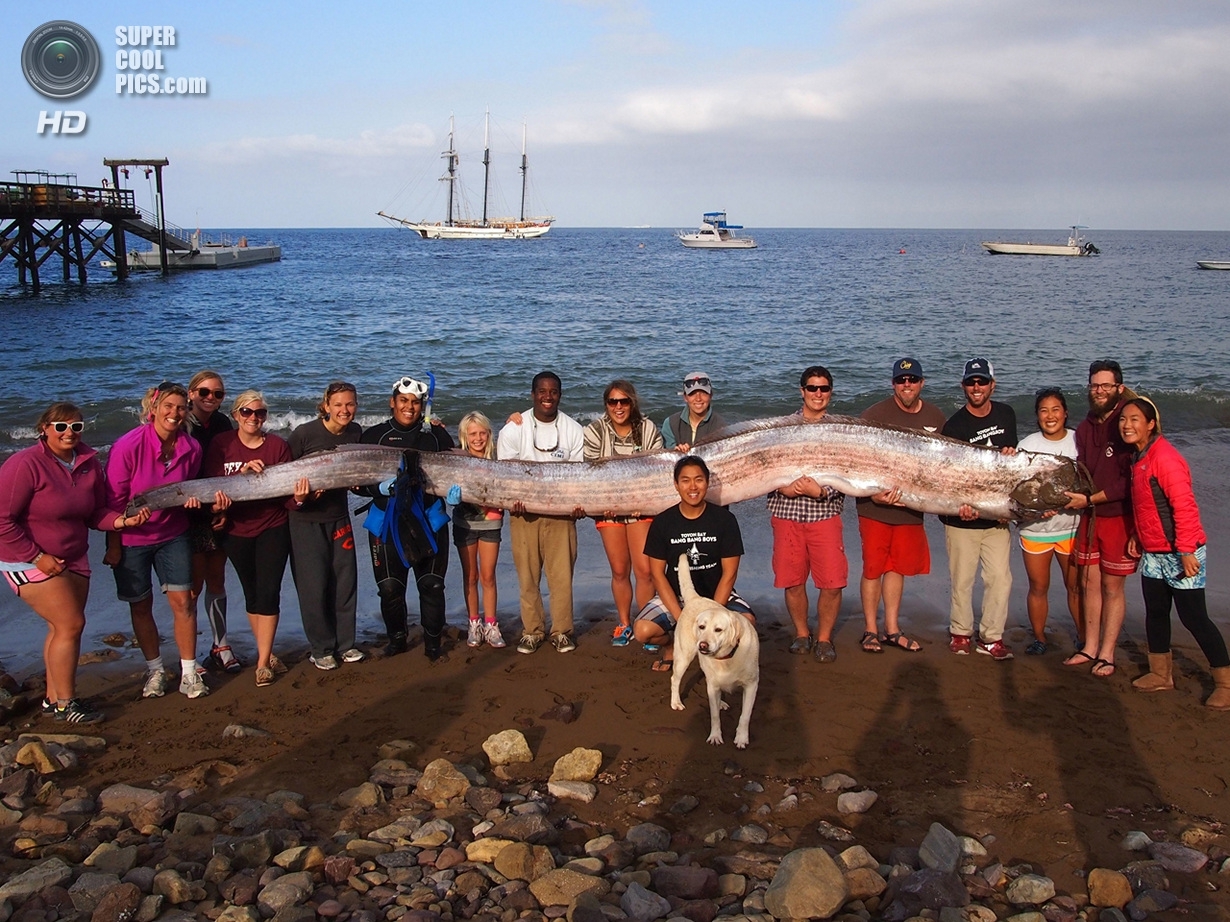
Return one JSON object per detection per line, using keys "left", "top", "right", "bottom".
{"left": 893, "top": 375, "right": 922, "bottom": 385}
{"left": 196, "top": 387, "right": 225, "bottom": 400}
{"left": 802, "top": 384, "right": 832, "bottom": 393}
{"left": 963, "top": 377, "right": 991, "bottom": 387}
{"left": 237, "top": 406, "right": 269, "bottom": 420}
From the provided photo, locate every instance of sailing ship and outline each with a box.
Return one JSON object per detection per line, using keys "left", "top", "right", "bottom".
{"left": 378, "top": 113, "right": 553, "bottom": 239}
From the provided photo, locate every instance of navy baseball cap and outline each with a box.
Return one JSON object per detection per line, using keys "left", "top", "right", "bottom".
{"left": 892, "top": 357, "right": 923, "bottom": 380}
{"left": 962, "top": 358, "right": 994, "bottom": 383}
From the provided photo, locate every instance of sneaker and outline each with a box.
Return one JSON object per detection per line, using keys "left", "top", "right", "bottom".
{"left": 310, "top": 654, "right": 339, "bottom": 671}
{"left": 54, "top": 698, "right": 104, "bottom": 725}
{"left": 142, "top": 668, "right": 168, "bottom": 698}
{"left": 976, "top": 639, "right": 1014, "bottom": 661}
{"left": 255, "top": 666, "right": 274, "bottom": 688}
{"left": 268, "top": 653, "right": 289, "bottom": 675}
{"left": 949, "top": 633, "right": 972, "bottom": 655}
{"left": 207, "top": 644, "right": 243, "bottom": 674}
{"left": 611, "top": 624, "right": 634, "bottom": 647}
{"left": 1025, "top": 639, "right": 1048, "bottom": 656}
{"left": 467, "top": 620, "right": 483, "bottom": 648}
{"left": 483, "top": 621, "right": 506, "bottom": 648}
{"left": 340, "top": 647, "right": 367, "bottom": 663}
{"left": 179, "top": 670, "right": 210, "bottom": 698}
{"left": 517, "top": 633, "right": 544, "bottom": 655}
{"left": 384, "top": 633, "right": 408, "bottom": 657}
{"left": 41, "top": 697, "right": 55, "bottom": 717}
{"left": 551, "top": 632, "right": 577, "bottom": 653}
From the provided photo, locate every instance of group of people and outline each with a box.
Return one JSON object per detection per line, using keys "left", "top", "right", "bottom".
{"left": 1, "top": 358, "right": 1227, "bottom": 725}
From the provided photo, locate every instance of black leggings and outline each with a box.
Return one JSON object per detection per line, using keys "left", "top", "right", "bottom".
{"left": 1142, "top": 577, "right": 1230, "bottom": 668}
{"left": 224, "top": 524, "right": 291, "bottom": 616}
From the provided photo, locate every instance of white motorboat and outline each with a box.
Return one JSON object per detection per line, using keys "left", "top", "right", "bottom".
{"left": 378, "top": 113, "right": 553, "bottom": 240}
{"left": 1196, "top": 260, "right": 1230, "bottom": 270}
{"left": 677, "top": 212, "right": 757, "bottom": 249}
{"left": 981, "top": 226, "right": 1099, "bottom": 257}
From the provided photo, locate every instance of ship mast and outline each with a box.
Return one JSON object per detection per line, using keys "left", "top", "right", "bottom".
{"left": 519, "top": 121, "right": 528, "bottom": 222}
{"left": 442, "top": 114, "right": 458, "bottom": 227}
{"left": 481, "top": 109, "right": 491, "bottom": 227}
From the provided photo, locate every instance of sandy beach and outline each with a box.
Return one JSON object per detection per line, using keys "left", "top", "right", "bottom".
{"left": 2, "top": 431, "right": 1228, "bottom": 912}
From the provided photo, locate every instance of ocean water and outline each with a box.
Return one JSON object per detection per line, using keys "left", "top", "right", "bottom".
{"left": 2, "top": 227, "right": 1229, "bottom": 672}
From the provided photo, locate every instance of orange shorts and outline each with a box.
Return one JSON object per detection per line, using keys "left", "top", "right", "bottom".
{"left": 858, "top": 517, "right": 930, "bottom": 579}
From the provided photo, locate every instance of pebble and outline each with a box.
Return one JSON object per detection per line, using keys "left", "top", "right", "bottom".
{"left": 836, "top": 790, "right": 878, "bottom": 815}
{"left": 1120, "top": 831, "right": 1152, "bottom": 851}
{"left": 820, "top": 772, "right": 859, "bottom": 793}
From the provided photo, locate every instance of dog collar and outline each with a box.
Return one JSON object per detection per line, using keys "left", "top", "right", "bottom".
{"left": 711, "top": 640, "right": 740, "bottom": 661}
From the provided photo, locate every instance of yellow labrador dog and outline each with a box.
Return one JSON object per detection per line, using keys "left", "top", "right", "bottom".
{"left": 670, "top": 554, "right": 760, "bottom": 749}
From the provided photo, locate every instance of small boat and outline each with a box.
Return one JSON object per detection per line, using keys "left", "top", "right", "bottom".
{"left": 378, "top": 113, "right": 553, "bottom": 240}
{"left": 1196, "top": 261, "right": 1230, "bottom": 270}
{"left": 677, "top": 212, "right": 757, "bottom": 249}
{"left": 103, "top": 231, "right": 281, "bottom": 271}
{"left": 981, "top": 226, "right": 1099, "bottom": 257}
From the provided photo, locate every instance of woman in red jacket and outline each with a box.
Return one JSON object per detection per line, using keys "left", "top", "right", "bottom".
{"left": 1121, "top": 397, "right": 1229, "bottom": 708}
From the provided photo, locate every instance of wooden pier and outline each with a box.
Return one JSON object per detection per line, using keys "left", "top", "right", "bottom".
{"left": 0, "top": 159, "right": 192, "bottom": 291}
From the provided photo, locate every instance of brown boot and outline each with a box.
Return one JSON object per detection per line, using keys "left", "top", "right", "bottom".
{"left": 1206, "top": 666, "right": 1230, "bottom": 710}
{"left": 1132, "top": 652, "right": 1174, "bottom": 692}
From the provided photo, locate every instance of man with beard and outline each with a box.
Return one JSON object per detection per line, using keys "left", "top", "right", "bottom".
{"left": 497, "top": 371, "right": 586, "bottom": 654}
{"left": 856, "top": 358, "right": 946, "bottom": 654}
{"left": 941, "top": 358, "right": 1018, "bottom": 660}
{"left": 360, "top": 376, "right": 454, "bottom": 661}
{"left": 768, "top": 365, "right": 847, "bottom": 663}
{"left": 1064, "top": 359, "right": 1137, "bottom": 677}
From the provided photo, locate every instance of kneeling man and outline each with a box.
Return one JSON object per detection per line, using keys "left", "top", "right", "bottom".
{"left": 633, "top": 455, "right": 754, "bottom": 671}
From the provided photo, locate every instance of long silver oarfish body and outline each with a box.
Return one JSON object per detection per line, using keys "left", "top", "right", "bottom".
{"left": 130, "top": 416, "right": 1090, "bottom": 521}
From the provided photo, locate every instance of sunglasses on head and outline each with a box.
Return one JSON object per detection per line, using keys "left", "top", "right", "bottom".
{"left": 606, "top": 397, "right": 632, "bottom": 407}
{"left": 237, "top": 406, "right": 269, "bottom": 420}
{"left": 50, "top": 421, "right": 85, "bottom": 433}
{"left": 684, "top": 376, "right": 711, "bottom": 388}
{"left": 196, "top": 387, "right": 225, "bottom": 400}
{"left": 894, "top": 375, "right": 922, "bottom": 385}
{"left": 802, "top": 384, "right": 832, "bottom": 393}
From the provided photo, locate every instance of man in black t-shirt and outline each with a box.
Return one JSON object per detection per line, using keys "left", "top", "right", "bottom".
{"left": 941, "top": 358, "right": 1018, "bottom": 661}
{"left": 633, "top": 455, "right": 754, "bottom": 671}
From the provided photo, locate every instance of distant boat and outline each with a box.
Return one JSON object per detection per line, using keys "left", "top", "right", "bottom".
{"left": 677, "top": 212, "right": 757, "bottom": 249}
{"left": 1196, "top": 260, "right": 1230, "bottom": 270}
{"left": 103, "top": 231, "right": 281, "bottom": 271}
{"left": 981, "top": 226, "right": 1099, "bottom": 257}
{"left": 378, "top": 113, "right": 553, "bottom": 240}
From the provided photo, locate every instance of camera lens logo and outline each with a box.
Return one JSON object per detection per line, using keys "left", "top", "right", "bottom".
{"left": 22, "top": 20, "right": 101, "bottom": 99}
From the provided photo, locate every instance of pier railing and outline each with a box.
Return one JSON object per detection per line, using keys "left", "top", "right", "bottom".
{"left": 0, "top": 182, "right": 136, "bottom": 217}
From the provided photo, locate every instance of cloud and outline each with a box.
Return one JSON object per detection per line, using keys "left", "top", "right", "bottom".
{"left": 185, "top": 122, "right": 437, "bottom": 174}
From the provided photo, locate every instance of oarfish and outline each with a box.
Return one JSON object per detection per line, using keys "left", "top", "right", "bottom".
{"left": 129, "top": 416, "right": 1090, "bottom": 521}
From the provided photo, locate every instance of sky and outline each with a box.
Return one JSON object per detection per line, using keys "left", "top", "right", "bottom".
{"left": 4, "top": 1, "right": 1230, "bottom": 229}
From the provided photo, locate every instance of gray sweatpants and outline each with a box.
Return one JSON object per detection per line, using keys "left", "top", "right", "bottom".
{"left": 289, "top": 515, "right": 359, "bottom": 657}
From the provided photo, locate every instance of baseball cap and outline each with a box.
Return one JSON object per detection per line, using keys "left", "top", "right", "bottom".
{"left": 962, "top": 358, "right": 994, "bottom": 383}
{"left": 892, "top": 357, "right": 923, "bottom": 380}
{"left": 683, "top": 372, "right": 712, "bottom": 395}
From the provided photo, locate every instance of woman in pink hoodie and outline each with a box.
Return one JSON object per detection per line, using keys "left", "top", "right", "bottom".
{"left": 0, "top": 403, "right": 148, "bottom": 723}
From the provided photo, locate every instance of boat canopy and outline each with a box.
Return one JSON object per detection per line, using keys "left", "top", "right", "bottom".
{"left": 702, "top": 211, "right": 742, "bottom": 229}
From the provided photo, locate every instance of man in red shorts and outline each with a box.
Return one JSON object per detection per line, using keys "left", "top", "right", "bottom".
{"left": 1063, "top": 359, "right": 1137, "bottom": 677}
{"left": 767, "top": 365, "right": 847, "bottom": 663}
{"left": 856, "top": 358, "right": 946, "bottom": 653}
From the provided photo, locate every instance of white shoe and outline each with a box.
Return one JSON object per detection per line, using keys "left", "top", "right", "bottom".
{"left": 142, "top": 668, "right": 168, "bottom": 698}
{"left": 483, "top": 621, "right": 506, "bottom": 648}
{"left": 467, "top": 620, "right": 483, "bottom": 648}
{"left": 179, "top": 670, "right": 210, "bottom": 699}
{"left": 310, "top": 654, "right": 339, "bottom": 671}
{"left": 340, "top": 647, "right": 367, "bottom": 663}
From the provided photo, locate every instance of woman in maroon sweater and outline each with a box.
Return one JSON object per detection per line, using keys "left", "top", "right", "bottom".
{"left": 1121, "top": 397, "right": 1229, "bottom": 708}
{"left": 204, "top": 389, "right": 308, "bottom": 688}
{"left": 0, "top": 404, "right": 148, "bottom": 723}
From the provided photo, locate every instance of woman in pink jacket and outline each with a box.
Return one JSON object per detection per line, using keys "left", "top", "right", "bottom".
{"left": 1, "top": 403, "right": 148, "bottom": 723}
{"left": 1121, "top": 397, "right": 1229, "bottom": 708}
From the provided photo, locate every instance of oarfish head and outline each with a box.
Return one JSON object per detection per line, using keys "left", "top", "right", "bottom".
{"left": 1010, "top": 459, "right": 1093, "bottom": 520}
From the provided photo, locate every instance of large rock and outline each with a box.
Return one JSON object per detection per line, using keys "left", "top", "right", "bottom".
{"left": 837, "top": 846, "right": 879, "bottom": 871}
{"left": 844, "top": 867, "right": 887, "bottom": 901}
{"left": 90, "top": 882, "right": 142, "bottom": 922}
{"left": 620, "top": 882, "right": 671, "bottom": 921}
{"left": 549, "top": 780, "right": 597, "bottom": 803}
{"left": 0, "top": 856, "right": 73, "bottom": 904}
{"left": 466, "top": 838, "right": 517, "bottom": 864}
{"left": 257, "top": 871, "right": 314, "bottom": 915}
{"left": 415, "top": 759, "right": 471, "bottom": 807}
{"left": 98, "top": 784, "right": 160, "bottom": 815}
{"left": 152, "top": 869, "right": 199, "bottom": 904}
{"left": 494, "top": 842, "right": 556, "bottom": 882}
{"left": 550, "top": 747, "right": 602, "bottom": 782}
{"left": 1147, "top": 841, "right": 1208, "bottom": 873}
{"left": 488, "top": 812, "right": 559, "bottom": 845}
{"left": 84, "top": 843, "right": 139, "bottom": 876}
{"left": 528, "top": 869, "right": 610, "bottom": 907}
{"left": 763, "top": 848, "right": 849, "bottom": 921}
{"left": 336, "top": 782, "right": 384, "bottom": 809}
{"left": 483, "top": 730, "right": 533, "bottom": 766}
{"left": 896, "top": 867, "right": 970, "bottom": 910}
{"left": 1007, "top": 874, "right": 1056, "bottom": 906}
{"left": 273, "top": 846, "right": 325, "bottom": 872}
{"left": 837, "top": 790, "right": 878, "bottom": 814}
{"left": 919, "top": 823, "right": 962, "bottom": 873}
{"left": 651, "top": 866, "right": 719, "bottom": 900}
{"left": 626, "top": 822, "right": 671, "bottom": 854}
{"left": 1087, "top": 869, "right": 1133, "bottom": 908}
{"left": 68, "top": 872, "right": 119, "bottom": 912}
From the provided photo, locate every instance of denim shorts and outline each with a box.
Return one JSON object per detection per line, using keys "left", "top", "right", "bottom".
{"left": 113, "top": 534, "right": 193, "bottom": 602}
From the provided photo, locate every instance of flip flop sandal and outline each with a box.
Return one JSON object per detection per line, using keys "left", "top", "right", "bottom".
{"left": 1091, "top": 658, "right": 1116, "bottom": 678}
{"left": 651, "top": 658, "right": 673, "bottom": 672}
{"left": 881, "top": 632, "right": 922, "bottom": 652}
{"left": 860, "top": 631, "right": 882, "bottom": 653}
{"left": 1063, "top": 650, "right": 1096, "bottom": 666}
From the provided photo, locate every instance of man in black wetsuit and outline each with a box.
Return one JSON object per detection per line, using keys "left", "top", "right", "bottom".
{"left": 360, "top": 376, "right": 454, "bottom": 660}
